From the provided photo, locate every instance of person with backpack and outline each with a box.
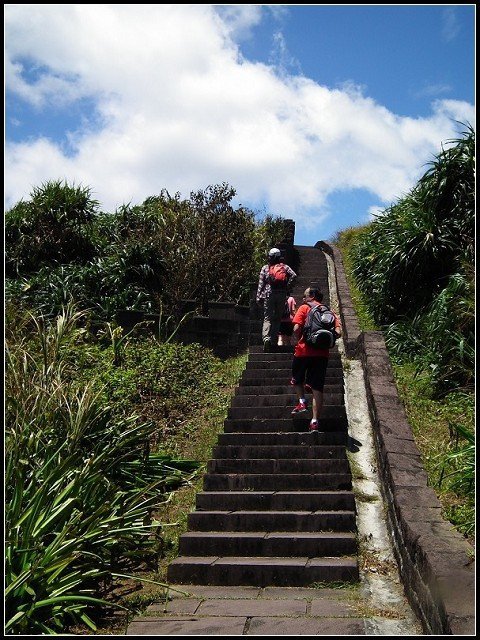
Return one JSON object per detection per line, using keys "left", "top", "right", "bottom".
{"left": 290, "top": 287, "right": 342, "bottom": 431}
{"left": 278, "top": 294, "right": 297, "bottom": 346}
{"left": 256, "top": 248, "right": 297, "bottom": 352}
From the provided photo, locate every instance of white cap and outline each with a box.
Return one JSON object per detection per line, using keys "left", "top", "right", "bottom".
{"left": 268, "top": 248, "right": 281, "bottom": 257}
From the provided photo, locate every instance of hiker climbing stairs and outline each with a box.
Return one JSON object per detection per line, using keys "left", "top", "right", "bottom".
{"left": 167, "top": 246, "right": 359, "bottom": 587}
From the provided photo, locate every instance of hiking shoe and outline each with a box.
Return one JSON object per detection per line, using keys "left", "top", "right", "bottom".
{"left": 309, "top": 419, "right": 319, "bottom": 431}
{"left": 289, "top": 377, "right": 296, "bottom": 386}
{"left": 263, "top": 339, "right": 272, "bottom": 352}
{"left": 291, "top": 400, "right": 307, "bottom": 414}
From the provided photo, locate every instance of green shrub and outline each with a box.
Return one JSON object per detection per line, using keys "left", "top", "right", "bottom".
{"left": 5, "top": 180, "right": 99, "bottom": 277}
{"left": 5, "top": 182, "right": 290, "bottom": 321}
{"left": 4, "top": 306, "right": 210, "bottom": 634}
{"left": 351, "top": 125, "right": 474, "bottom": 326}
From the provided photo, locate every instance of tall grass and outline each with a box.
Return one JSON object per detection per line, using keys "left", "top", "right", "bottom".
{"left": 5, "top": 305, "right": 200, "bottom": 634}
{"left": 350, "top": 125, "right": 474, "bottom": 395}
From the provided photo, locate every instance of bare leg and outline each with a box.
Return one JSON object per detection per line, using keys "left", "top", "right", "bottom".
{"left": 311, "top": 389, "right": 324, "bottom": 421}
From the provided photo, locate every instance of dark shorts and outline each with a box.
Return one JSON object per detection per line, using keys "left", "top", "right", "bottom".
{"left": 279, "top": 321, "right": 294, "bottom": 336}
{"left": 291, "top": 356, "right": 328, "bottom": 391}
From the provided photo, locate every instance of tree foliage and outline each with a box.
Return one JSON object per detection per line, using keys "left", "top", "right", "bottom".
{"left": 350, "top": 124, "right": 474, "bottom": 393}
{"left": 5, "top": 181, "right": 290, "bottom": 320}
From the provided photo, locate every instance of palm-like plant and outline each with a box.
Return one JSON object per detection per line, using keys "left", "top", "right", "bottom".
{"left": 5, "top": 306, "right": 200, "bottom": 633}
{"left": 352, "top": 124, "right": 474, "bottom": 325}
{"left": 351, "top": 124, "right": 474, "bottom": 394}
{"left": 5, "top": 180, "right": 99, "bottom": 277}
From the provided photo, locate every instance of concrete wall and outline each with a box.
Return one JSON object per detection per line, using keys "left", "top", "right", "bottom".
{"left": 320, "top": 241, "right": 475, "bottom": 636}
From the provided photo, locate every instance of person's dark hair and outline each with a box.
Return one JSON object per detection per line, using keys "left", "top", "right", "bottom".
{"left": 305, "top": 287, "right": 323, "bottom": 302}
{"left": 268, "top": 254, "right": 281, "bottom": 265}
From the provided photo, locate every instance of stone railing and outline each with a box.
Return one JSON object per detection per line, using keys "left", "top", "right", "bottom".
{"left": 319, "top": 241, "right": 475, "bottom": 636}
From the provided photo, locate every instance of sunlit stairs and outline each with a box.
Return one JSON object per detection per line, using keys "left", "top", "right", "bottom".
{"left": 167, "top": 246, "right": 359, "bottom": 587}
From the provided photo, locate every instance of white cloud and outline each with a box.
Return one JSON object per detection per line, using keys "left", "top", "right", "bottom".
{"left": 368, "top": 205, "right": 387, "bottom": 220}
{"left": 413, "top": 83, "right": 452, "bottom": 99}
{"left": 214, "top": 5, "right": 264, "bottom": 42}
{"left": 269, "top": 31, "right": 303, "bottom": 77}
{"left": 441, "top": 7, "right": 460, "bottom": 43}
{"left": 4, "top": 5, "right": 475, "bottom": 237}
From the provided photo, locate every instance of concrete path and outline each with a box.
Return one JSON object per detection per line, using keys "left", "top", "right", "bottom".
{"left": 126, "top": 583, "right": 421, "bottom": 635}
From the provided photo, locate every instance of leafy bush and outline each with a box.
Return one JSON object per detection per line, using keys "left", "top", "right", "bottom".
{"left": 5, "top": 182, "right": 290, "bottom": 321}
{"left": 331, "top": 225, "right": 378, "bottom": 331}
{"left": 351, "top": 125, "right": 474, "bottom": 325}
{"left": 4, "top": 306, "right": 210, "bottom": 634}
{"left": 349, "top": 125, "right": 474, "bottom": 394}
{"left": 5, "top": 180, "right": 99, "bottom": 277}
{"left": 335, "top": 125, "right": 475, "bottom": 539}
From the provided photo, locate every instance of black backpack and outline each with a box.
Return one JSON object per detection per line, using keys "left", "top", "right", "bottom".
{"left": 303, "top": 303, "right": 337, "bottom": 348}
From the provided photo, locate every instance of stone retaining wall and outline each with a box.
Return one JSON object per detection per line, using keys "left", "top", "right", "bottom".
{"left": 320, "top": 241, "right": 475, "bottom": 636}
{"left": 115, "top": 303, "right": 256, "bottom": 359}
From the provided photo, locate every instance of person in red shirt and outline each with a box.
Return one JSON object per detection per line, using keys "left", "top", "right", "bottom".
{"left": 290, "top": 287, "right": 342, "bottom": 431}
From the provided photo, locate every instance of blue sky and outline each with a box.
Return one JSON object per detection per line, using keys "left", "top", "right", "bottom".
{"left": 4, "top": 5, "right": 475, "bottom": 246}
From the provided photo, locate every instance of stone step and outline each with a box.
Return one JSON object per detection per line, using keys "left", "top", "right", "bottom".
{"left": 188, "top": 510, "right": 356, "bottom": 532}
{"left": 292, "top": 284, "right": 330, "bottom": 292}
{"left": 178, "top": 531, "right": 357, "bottom": 557}
{"left": 242, "top": 364, "right": 343, "bottom": 375}
{"left": 217, "top": 431, "right": 348, "bottom": 446}
{"left": 293, "top": 272, "right": 329, "bottom": 278}
{"left": 230, "top": 394, "right": 344, "bottom": 407}
{"left": 248, "top": 352, "right": 296, "bottom": 361}
{"left": 211, "top": 445, "right": 347, "bottom": 460}
{"left": 223, "top": 417, "right": 348, "bottom": 433}
{"left": 245, "top": 360, "right": 343, "bottom": 370}
{"left": 245, "top": 362, "right": 343, "bottom": 372}
{"left": 234, "top": 384, "right": 343, "bottom": 397}
{"left": 293, "top": 275, "right": 329, "bottom": 282}
{"left": 240, "top": 372, "right": 343, "bottom": 385}
{"left": 195, "top": 490, "right": 356, "bottom": 511}
{"left": 239, "top": 376, "right": 344, "bottom": 390}
{"left": 167, "top": 556, "right": 359, "bottom": 587}
{"left": 226, "top": 405, "right": 347, "bottom": 420}
{"left": 202, "top": 473, "right": 352, "bottom": 491}
{"left": 293, "top": 264, "right": 327, "bottom": 271}
{"left": 164, "top": 246, "right": 360, "bottom": 591}
{"left": 207, "top": 458, "right": 350, "bottom": 474}
{"left": 248, "top": 344, "right": 341, "bottom": 354}
{"left": 293, "top": 276, "right": 329, "bottom": 283}
{"left": 248, "top": 352, "right": 342, "bottom": 364}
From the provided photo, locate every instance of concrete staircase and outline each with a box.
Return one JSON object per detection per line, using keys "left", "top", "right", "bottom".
{"left": 167, "top": 246, "right": 359, "bottom": 587}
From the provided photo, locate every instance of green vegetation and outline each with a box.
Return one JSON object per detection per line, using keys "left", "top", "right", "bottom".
{"left": 5, "top": 123, "right": 474, "bottom": 632}
{"left": 334, "top": 226, "right": 378, "bottom": 332}
{"left": 5, "top": 180, "right": 290, "bottom": 320}
{"left": 5, "top": 302, "right": 248, "bottom": 634}
{"left": 4, "top": 181, "right": 287, "bottom": 634}
{"left": 334, "top": 124, "right": 474, "bottom": 540}
{"left": 394, "top": 365, "right": 474, "bottom": 536}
